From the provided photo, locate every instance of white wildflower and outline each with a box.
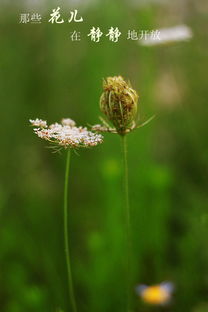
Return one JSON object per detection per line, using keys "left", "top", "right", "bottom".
{"left": 140, "top": 25, "right": 193, "bottom": 46}
{"left": 29, "top": 118, "right": 47, "bottom": 128}
{"left": 30, "top": 118, "right": 103, "bottom": 149}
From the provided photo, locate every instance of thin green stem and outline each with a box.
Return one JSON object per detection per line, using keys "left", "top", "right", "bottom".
{"left": 121, "top": 135, "right": 132, "bottom": 312}
{"left": 64, "top": 149, "right": 77, "bottom": 312}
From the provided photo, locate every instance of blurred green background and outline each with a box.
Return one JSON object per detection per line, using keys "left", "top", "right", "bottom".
{"left": 0, "top": 0, "right": 208, "bottom": 311}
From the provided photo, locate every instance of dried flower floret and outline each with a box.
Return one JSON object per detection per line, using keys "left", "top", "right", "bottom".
{"left": 61, "top": 118, "right": 76, "bottom": 127}
{"left": 92, "top": 124, "right": 117, "bottom": 133}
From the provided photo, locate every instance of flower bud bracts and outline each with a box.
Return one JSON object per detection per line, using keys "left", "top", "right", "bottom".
{"left": 99, "top": 76, "right": 138, "bottom": 135}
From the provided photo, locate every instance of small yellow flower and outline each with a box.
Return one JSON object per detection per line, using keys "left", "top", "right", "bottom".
{"left": 136, "top": 282, "right": 174, "bottom": 305}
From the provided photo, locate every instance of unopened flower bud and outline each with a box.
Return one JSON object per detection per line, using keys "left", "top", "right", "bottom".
{"left": 99, "top": 76, "right": 138, "bottom": 135}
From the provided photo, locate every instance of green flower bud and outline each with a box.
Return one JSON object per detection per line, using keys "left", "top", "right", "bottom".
{"left": 99, "top": 76, "right": 139, "bottom": 135}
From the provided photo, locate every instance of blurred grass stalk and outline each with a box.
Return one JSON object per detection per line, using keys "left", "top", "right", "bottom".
{"left": 64, "top": 150, "right": 77, "bottom": 312}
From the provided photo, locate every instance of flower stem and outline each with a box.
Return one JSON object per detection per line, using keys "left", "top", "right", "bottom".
{"left": 121, "top": 135, "right": 132, "bottom": 312}
{"left": 64, "top": 149, "right": 77, "bottom": 312}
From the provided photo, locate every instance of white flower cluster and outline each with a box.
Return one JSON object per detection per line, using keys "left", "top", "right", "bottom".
{"left": 30, "top": 118, "right": 103, "bottom": 148}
